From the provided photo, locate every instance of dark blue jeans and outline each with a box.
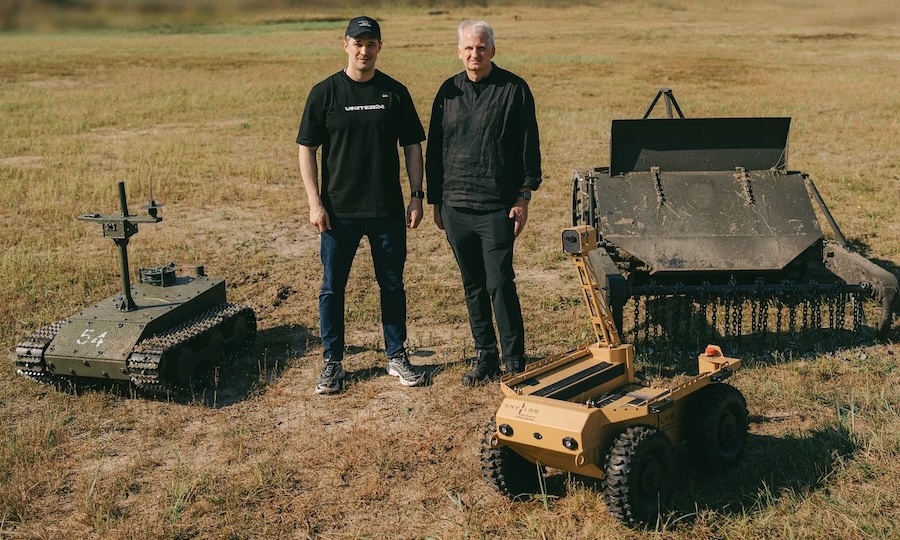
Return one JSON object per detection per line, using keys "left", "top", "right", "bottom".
{"left": 319, "top": 215, "right": 407, "bottom": 361}
{"left": 441, "top": 205, "right": 525, "bottom": 360}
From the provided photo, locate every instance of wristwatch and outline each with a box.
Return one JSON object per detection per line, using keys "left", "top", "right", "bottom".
{"left": 410, "top": 190, "right": 425, "bottom": 199}
{"left": 518, "top": 191, "right": 532, "bottom": 201}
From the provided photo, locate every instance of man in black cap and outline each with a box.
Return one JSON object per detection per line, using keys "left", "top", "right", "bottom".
{"left": 297, "top": 16, "right": 427, "bottom": 394}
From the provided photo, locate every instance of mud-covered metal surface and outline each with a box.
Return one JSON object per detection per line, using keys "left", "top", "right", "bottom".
{"left": 571, "top": 96, "right": 898, "bottom": 353}
{"left": 594, "top": 169, "right": 822, "bottom": 273}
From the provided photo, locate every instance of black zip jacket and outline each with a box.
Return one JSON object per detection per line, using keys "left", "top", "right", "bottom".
{"left": 426, "top": 63, "right": 542, "bottom": 210}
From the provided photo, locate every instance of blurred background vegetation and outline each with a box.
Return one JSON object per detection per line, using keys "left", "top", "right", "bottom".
{"left": 2, "top": 0, "right": 610, "bottom": 32}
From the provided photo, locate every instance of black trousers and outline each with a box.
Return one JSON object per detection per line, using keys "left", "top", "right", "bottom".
{"left": 441, "top": 204, "right": 525, "bottom": 360}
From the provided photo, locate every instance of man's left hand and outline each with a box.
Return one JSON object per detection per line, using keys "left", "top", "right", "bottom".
{"left": 407, "top": 198, "right": 424, "bottom": 229}
{"left": 510, "top": 200, "right": 529, "bottom": 237}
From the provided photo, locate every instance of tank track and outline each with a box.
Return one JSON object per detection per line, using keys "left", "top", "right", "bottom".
{"left": 14, "top": 320, "right": 68, "bottom": 384}
{"left": 126, "top": 303, "right": 256, "bottom": 394}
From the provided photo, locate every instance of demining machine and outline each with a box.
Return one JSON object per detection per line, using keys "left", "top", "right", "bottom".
{"left": 572, "top": 90, "right": 898, "bottom": 357}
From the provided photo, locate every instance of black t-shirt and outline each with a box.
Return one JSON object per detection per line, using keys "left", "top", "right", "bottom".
{"left": 297, "top": 70, "right": 425, "bottom": 218}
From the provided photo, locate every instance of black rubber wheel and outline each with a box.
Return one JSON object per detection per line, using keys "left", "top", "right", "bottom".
{"left": 603, "top": 425, "right": 675, "bottom": 526}
{"left": 481, "top": 418, "right": 543, "bottom": 500}
{"left": 687, "top": 383, "right": 749, "bottom": 470}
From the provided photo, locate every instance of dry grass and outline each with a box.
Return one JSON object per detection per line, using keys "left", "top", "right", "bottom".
{"left": 1, "top": 1, "right": 899, "bottom": 538}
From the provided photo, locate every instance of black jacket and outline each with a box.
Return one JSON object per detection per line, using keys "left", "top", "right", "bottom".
{"left": 426, "top": 64, "right": 542, "bottom": 210}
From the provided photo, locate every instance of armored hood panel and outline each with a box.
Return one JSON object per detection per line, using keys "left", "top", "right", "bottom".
{"left": 46, "top": 277, "right": 226, "bottom": 364}
{"left": 596, "top": 170, "right": 822, "bottom": 272}
{"left": 610, "top": 117, "right": 790, "bottom": 176}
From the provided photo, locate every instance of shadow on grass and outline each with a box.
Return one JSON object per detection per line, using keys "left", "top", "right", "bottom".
{"left": 25, "top": 323, "right": 308, "bottom": 407}
{"left": 537, "top": 423, "right": 856, "bottom": 527}
{"left": 196, "top": 323, "right": 308, "bottom": 407}
{"left": 672, "top": 424, "right": 857, "bottom": 522}
{"left": 341, "top": 348, "right": 463, "bottom": 387}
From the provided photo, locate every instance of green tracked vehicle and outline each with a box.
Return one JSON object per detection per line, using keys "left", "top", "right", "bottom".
{"left": 13, "top": 182, "right": 256, "bottom": 394}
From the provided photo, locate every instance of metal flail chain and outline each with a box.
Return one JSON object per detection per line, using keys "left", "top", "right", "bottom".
{"left": 802, "top": 297, "right": 810, "bottom": 330}
{"left": 811, "top": 294, "right": 821, "bottom": 330}
{"left": 665, "top": 292, "right": 674, "bottom": 343}
{"left": 788, "top": 295, "right": 798, "bottom": 340}
{"left": 750, "top": 297, "right": 759, "bottom": 335}
{"left": 675, "top": 291, "right": 688, "bottom": 345}
{"left": 710, "top": 296, "right": 718, "bottom": 341}
{"left": 775, "top": 299, "right": 784, "bottom": 341}
{"left": 828, "top": 294, "right": 837, "bottom": 329}
{"left": 724, "top": 293, "right": 732, "bottom": 343}
{"left": 838, "top": 293, "right": 847, "bottom": 329}
{"left": 623, "top": 281, "right": 869, "bottom": 356}
{"left": 633, "top": 297, "right": 641, "bottom": 344}
{"left": 853, "top": 291, "right": 864, "bottom": 332}
{"left": 698, "top": 294, "right": 716, "bottom": 341}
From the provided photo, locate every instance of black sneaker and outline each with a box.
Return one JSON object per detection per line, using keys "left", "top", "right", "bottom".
{"left": 461, "top": 349, "right": 500, "bottom": 386}
{"left": 315, "top": 360, "right": 346, "bottom": 395}
{"left": 386, "top": 350, "right": 425, "bottom": 387}
{"left": 504, "top": 357, "right": 526, "bottom": 375}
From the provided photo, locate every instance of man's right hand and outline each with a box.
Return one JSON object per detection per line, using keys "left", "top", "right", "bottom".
{"left": 310, "top": 203, "right": 331, "bottom": 232}
{"left": 432, "top": 203, "right": 444, "bottom": 230}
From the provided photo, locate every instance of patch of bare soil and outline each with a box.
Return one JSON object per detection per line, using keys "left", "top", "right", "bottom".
{"left": 165, "top": 201, "right": 319, "bottom": 261}
{"left": 27, "top": 78, "right": 78, "bottom": 89}
{"left": 0, "top": 155, "right": 45, "bottom": 168}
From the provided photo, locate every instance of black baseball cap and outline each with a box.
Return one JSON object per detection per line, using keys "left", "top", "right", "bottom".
{"left": 345, "top": 16, "right": 381, "bottom": 40}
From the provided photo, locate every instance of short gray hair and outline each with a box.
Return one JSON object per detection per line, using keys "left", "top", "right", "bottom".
{"left": 458, "top": 20, "right": 494, "bottom": 48}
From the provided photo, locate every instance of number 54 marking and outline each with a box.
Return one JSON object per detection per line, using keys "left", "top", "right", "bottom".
{"left": 76, "top": 328, "right": 107, "bottom": 347}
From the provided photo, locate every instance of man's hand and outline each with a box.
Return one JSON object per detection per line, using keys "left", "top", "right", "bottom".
{"left": 298, "top": 144, "right": 331, "bottom": 232}
{"left": 433, "top": 203, "right": 444, "bottom": 230}
{"left": 310, "top": 203, "right": 331, "bottom": 232}
{"left": 407, "top": 198, "right": 423, "bottom": 229}
{"left": 509, "top": 199, "right": 529, "bottom": 237}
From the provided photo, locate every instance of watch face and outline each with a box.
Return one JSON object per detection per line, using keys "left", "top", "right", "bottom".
{"left": 519, "top": 191, "right": 532, "bottom": 200}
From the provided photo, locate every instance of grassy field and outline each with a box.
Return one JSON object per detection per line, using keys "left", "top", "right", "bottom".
{"left": 1, "top": 1, "right": 899, "bottom": 538}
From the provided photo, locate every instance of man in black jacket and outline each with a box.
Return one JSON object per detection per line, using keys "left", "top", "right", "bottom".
{"left": 426, "top": 20, "right": 542, "bottom": 386}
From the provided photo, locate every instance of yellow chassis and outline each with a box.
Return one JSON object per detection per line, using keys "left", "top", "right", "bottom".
{"left": 490, "top": 343, "right": 740, "bottom": 479}
{"left": 487, "top": 225, "right": 742, "bottom": 481}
